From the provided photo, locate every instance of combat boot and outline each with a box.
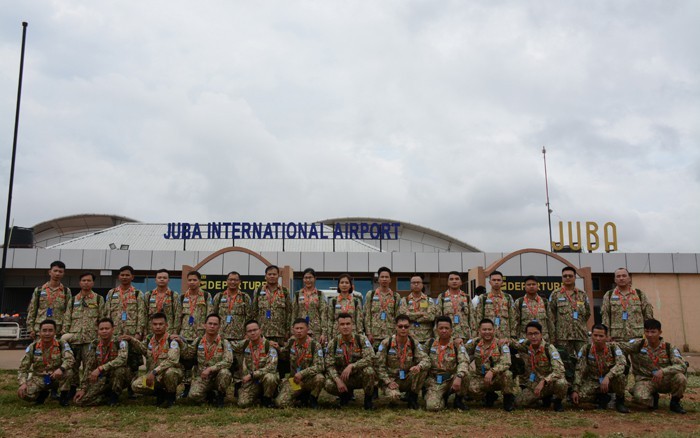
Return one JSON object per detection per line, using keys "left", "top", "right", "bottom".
{"left": 614, "top": 395, "right": 630, "bottom": 413}
{"left": 338, "top": 392, "right": 352, "bottom": 407}
{"left": 650, "top": 393, "right": 659, "bottom": 410}
{"left": 161, "top": 392, "right": 176, "bottom": 408}
{"left": 179, "top": 384, "right": 191, "bottom": 399}
{"left": 552, "top": 398, "right": 564, "bottom": 412}
{"left": 363, "top": 393, "right": 374, "bottom": 410}
{"left": 407, "top": 391, "right": 419, "bottom": 410}
{"left": 154, "top": 388, "right": 165, "bottom": 406}
{"left": 596, "top": 393, "right": 611, "bottom": 410}
{"left": 127, "top": 386, "right": 137, "bottom": 400}
{"left": 34, "top": 390, "right": 49, "bottom": 405}
{"left": 261, "top": 396, "right": 275, "bottom": 408}
{"left": 484, "top": 391, "right": 497, "bottom": 407}
{"left": 308, "top": 395, "right": 320, "bottom": 409}
{"left": 453, "top": 395, "right": 468, "bottom": 410}
{"left": 503, "top": 394, "right": 515, "bottom": 412}
{"left": 670, "top": 397, "right": 686, "bottom": 414}
{"left": 541, "top": 395, "right": 552, "bottom": 408}
{"left": 59, "top": 391, "right": 70, "bottom": 407}
{"left": 215, "top": 391, "right": 225, "bottom": 408}
{"left": 106, "top": 390, "right": 120, "bottom": 407}
{"left": 69, "top": 385, "right": 77, "bottom": 399}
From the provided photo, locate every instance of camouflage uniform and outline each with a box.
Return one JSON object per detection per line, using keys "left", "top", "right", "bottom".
{"left": 178, "top": 290, "right": 213, "bottom": 341}
{"left": 61, "top": 290, "right": 105, "bottom": 388}
{"left": 510, "top": 339, "right": 568, "bottom": 407}
{"left": 364, "top": 289, "right": 401, "bottom": 349}
{"left": 601, "top": 288, "right": 654, "bottom": 342}
{"left": 212, "top": 290, "right": 252, "bottom": 341}
{"left": 435, "top": 290, "right": 473, "bottom": 341}
{"left": 621, "top": 338, "right": 688, "bottom": 406}
{"left": 74, "top": 337, "right": 130, "bottom": 406}
{"left": 326, "top": 294, "right": 364, "bottom": 339}
{"left": 474, "top": 292, "right": 515, "bottom": 341}
{"left": 26, "top": 282, "right": 72, "bottom": 335}
{"left": 324, "top": 334, "right": 376, "bottom": 397}
{"left": 144, "top": 288, "right": 182, "bottom": 335}
{"left": 573, "top": 342, "right": 627, "bottom": 403}
{"left": 548, "top": 287, "right": 590, "bottom": 381}
{"left": 424, "top": 338, "right": 470, "bottom": 411}
{"left": 129, "top": 334, "right": 184, "bottom": 395}
{"left": 376, "top": 335, "right": 429, "bottom": 399}
{"left": 18, "top": 339, "right": 75, "bottom": 401}
{"left": 180, "top": 335, "right": 234, "bottom": 403}
{"left": 232, "top": 338, "right": 280, "bottom": 407}
{"left": 275, "top": 336, "right": 325, "bottom": 408}
{"left": 398, "top": 293, "right": 436, "bottom": 344}
{"left": 512, "top": 294, "right": 554, "bottom": 342}
{"left": 252, "top": 286, "right": 292, "bottom": 346}
{"left": 291, "top": 288, "right": 328, "bottom": 341}
{"left": 464, "top": 337, "right": 514, "bottom": 399}
{"left": 104, "top": 286, "right": 148, "bottom": 373}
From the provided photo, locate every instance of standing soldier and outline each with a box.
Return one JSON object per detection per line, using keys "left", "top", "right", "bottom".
{"left": 73, "top": 317, "right": 130, "bottom": 406}
{"left": 571, "top": 324, "right": 630, "bottom": 413}
{"left": 326, "top": 274, "right": 364, "bottom": 339}
{"left": 465, "top": 318, "right": 515, "bottom": 411}
{"left": 125, "top": 312, "right": 183, "bottom": 408}
{"left": 233, "top": 320, "right": 280, "bottom": 408}
{"left": 17, "top": 319, "right": 75, "bottom": 406}
{"left": 291, "top": 268, "right": 328, "bottom": 345}
{"left": 275, "top": 318, "right": 326, "bottom": 409}
{"left": 474, "top": 271, "right": 515, "bottom": 342}
{"left": 178, "top": 314, "right": 233, "bottom": 407}
{"left": 621, "top": 319, "right": 687, "bottom": 414}
{"left": 435, "top": 271, "right": 473, "bottom": 346}
{"left": 549, "top": 266, "right": 590, "bottom": 384}
{"left": 424, "top": 316, "right": 470, "bottom": 411}
{"left": 324, "top": 313, "right": 377, "bottom": 410}
{"left": 601, "top": 268, "right": 654, "bottom": 342}
{"left": 252, "top": 265, "right": 292, "bottom": 376}
{"left": 364, "top": 267, "right": 401, "bottom": 350}
{"left": 144, "top": 269, "right": 181, "bottom": 335}
{"left": 62, "top": 272, "right": 105, "bottom": 397}
{"left": 512, "top": 276, "right": 554, "bottom": 342}
{"left": 510, "top": 321, "right": 568, "bottom": 411}
{"left": 213, "top": 271, "right": 252, "bottom": 343}
{"left": 376, "top": 315, "right": 429, "bottom": 409}
{"left": 178, "top": 270, "right": 213, "bottom": 398}
{"left": 104, "top": 265, "right": 147, "bottom": 398}
{"left": 398, "top": 274, "right": 436, "bottom": 345}
{"left": 26, "top": 261, "right": 72, "bottom": 339}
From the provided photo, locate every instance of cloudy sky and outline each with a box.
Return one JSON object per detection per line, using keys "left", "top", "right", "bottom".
{"left": 0, "top": 1, "right": 698, "bottom": 253}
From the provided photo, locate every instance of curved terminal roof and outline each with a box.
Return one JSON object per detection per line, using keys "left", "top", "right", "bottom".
{"left": 33, "top": 214, "right": 138, "bottom": 248}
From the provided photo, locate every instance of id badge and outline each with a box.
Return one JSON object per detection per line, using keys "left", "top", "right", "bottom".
{"left": 226, "top": 315, "right": 232, "bottom": 324}
{"left": 380, "top": 311, "right": 387, "bottom": 321}
{"left": 414, "top": 322, "right": 420, "bottom": 328}
{"left": 494, "top": 317, "right": 501, "bottom": 326}
{"left": 453, "top": 315, "right": 460, "bottom": 324}
{"left": 297, "top": 367, "right": 302, "bottom": 373}
{"left": 529, "top": 372, "right": 536, "bottom": 382}
{"left": 436, "top": 374, "right": 443, "bottom": 384}
{"left": 599, "top": 376, "right": 604, "bottom": 384}
{"left": 305, "top": 315, "right": 310, "bottom": 323}
{"left": 121, "top": 311, "right": 128, "bottom": 321}
{"left": 265, "top": 310, "right": 272, "bottom": 319}
{"left": 572, "top": 311, "right": 579, "bottom": 320}
{"left": 188, "top": 315, "right": 195, "bottom": 325}
{"left": 399, "top": 370, "right": 406, "bottom": 380}
{"left": 622, "top": 311, "right": 628, "bottom": 321}
{"left": 481, "top": 365, "right": 486, "bottom": 375}
{"left": 46, "top": 307, "right": 53, "bottom": 317}
{"left": 43, "top": 374, "right": 51, "bottom": 385}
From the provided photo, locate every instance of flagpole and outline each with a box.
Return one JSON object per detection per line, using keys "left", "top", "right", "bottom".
{"left": 542, "top": 146, "right": 553, "bottom": 252}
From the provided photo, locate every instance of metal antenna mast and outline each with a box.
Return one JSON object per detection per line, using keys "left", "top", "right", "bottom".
{"left": 542, "top": 146, "right": 553, "bottom": 252}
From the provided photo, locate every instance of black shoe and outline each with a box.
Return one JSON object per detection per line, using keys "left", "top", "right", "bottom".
{"left": 541, "top": 395, "right": 552, "bottom": 408}
{"left": 670, "top": 397, "right": 686, "bottom": 414}
{"left": 215, "top": 391, "right": 225, "bottom": 408}
{"left": 179, "top": 384, "right": 191, "bottom": 399}
{"left": 308, "top": 395, "right": 319, "bottom": 409}
{"left": 297, "top": 391, "right": 310, "bottom": 407}
{"left": 373, "top": 387, "right": 379, "bottom": 400}
{"left": 234, "top": 382, "right": 241, "bottom": 399}
{"left": 69, "top": 386, "right": 77, "bottom": 399}
{"left": 363, "top": 394, "right": 374, "bottom": 410}
{"left": 338, "top": 392, "right": 352, "bottom": 407}
{"left": 34, "top": 391, "right": 49, "bottom": 405}
{"left": 154, "top": 388, "right": 164, "bottom": 406}
{"left": 161, "top": 392, "right": 176, "bottom": 408}
{"left": 127, "top": 386, "right": 137, "bottom": 400}
{"left": 50, "top": 389, "right": 59, "bottom": 400}
{"left": 407, "top": 391, "right": 419, "bottom": 410}
{"left": 553, "top": 398, "right": 564, "bottom": 412}
{"left": 261, "top": 396, "right": 275, "bottom": 408}
{"left": 59, "top": 391, "right": 70, "bottom": 407}
{"left": 106, "top": 390, "right": 120, "bottom": 407}
{"left": 484, "top": 391, "right": 497, "bottom": 408}
{"left": 453, "top": 395, "right": 468, "bottom": 410}
{"left": 503, "top": 394, "right": 515, "bottom": 412}
{"left": 596, "top": 393, "right": 611, "bottom": 410}
{"left": 615, "top": 395, "right": 630, "bottom": 414}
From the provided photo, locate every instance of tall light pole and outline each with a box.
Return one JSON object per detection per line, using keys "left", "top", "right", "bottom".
{"left": 542, "top": 146, "right": 554, "bottom": 252}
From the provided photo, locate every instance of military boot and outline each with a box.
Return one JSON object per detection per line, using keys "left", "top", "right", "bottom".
{"left": 59, "top": 391, "right": 70, "bottom": 407}
{"left": 407, "top": 391, "right": 419, "bottom": 410}
{"left": 127, "top": 386, "right": 137, "bottom": 400}
{"left": 363, "top": 393, "right": 374, "bottom": 410}
{"left": 106, "top": 390, "right": 120, "bottom": 407}
{"left": 453, "top": 395, "right": 468, "bottom": 410}
{"left": 503, "top": 394, "right": 515, "bottom": 412}
{"left": 161, "top": 392, "right": 176, "bottom": 408}
{"left": 69, "top": 385, "right": 77, "bottom": 399}
{"left": 179, "top": 384, "right": 191, "bottom": 399}
{"left": 215, "top": 391, "right": 225, "bottom": 408}
{"left": 484, "top": 391, "right": 498, "bottom": 407}
{"left": 338, "top": 392, "right": 352, "bottom": 407}
{"left": 261, "top": 396, "right": 275, "bottom": 408}
{"left": 155, "top": 388, "right": 165, "bottom": 406}
{"left": 650, "top": 393, "right": 659, "bottom": 410}
{"left": 308, "top": 395, "right": 320, "bottom": 409}
{"left": 541, "top": 395, "right": 552, "bottom": 408}
{"left": 670, "top": 397, "right": 686, "bottom": 414}
{"left": 615, "top": 395, "right": 630, "bottom": 413}
{"left": 34, "top": 390, "right": 49, "bottom": 405}
{"left": 596, "top": 393, "right": 611, "bottom": 410}
{"left": 552, "top": 398, "right": 564, "bottom": 412}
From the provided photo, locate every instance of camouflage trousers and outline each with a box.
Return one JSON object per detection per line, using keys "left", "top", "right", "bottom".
{"left": 131, "top": 368, "right": 184, "bottom": 394}
{"left": 68, "top": 343, "right": 91, "bottom": 387}
{"left": 631, "top": 373, "right": 687, "bottom": 406}
{"left": 424, "top": 374, "right": 469, "bottom": 412}
{"left": 127, "top": 348, "right": 144, "bottom": 374}
{"left": 238, "top": 373, "right": 280, "bottom": 407}
{"left": 189, "top": 369, "right": 233, "bottom": 403}
{"left": 324, "top": 367, "right": 376, "bottom": 397}
{"left": 554, "top": 340, "right": 585, "bottom": 384}
{"left": 74, "top": 367, "right": 131, "bottom": 406}
{"left": 575, "top": 374, "right": 627, "bottom": 402}
{"left": 516, "top": 377, "right": 568, "bottom": 407}
{"left": 380, "top": 369, "right": 427, "bottom": 399}
{"left": 275, "top": 374, "right": 325, "bottom": 408}
{"left": 467, "top": 370, "right": 515, "bottom": 398}
{"left": 19, "top": 371, "right": 73, "bottom": 402}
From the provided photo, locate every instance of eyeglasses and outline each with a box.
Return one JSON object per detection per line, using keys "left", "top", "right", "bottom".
{"left": 396, "top": 325, "right": 410, "bottom": 329}
{"left": 562, "top": 274, "right": 575, "bottom": 278}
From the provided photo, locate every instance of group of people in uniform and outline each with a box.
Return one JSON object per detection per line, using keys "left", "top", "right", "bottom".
{"left": 17, "top": 261, "right": 689, "bottom": 414}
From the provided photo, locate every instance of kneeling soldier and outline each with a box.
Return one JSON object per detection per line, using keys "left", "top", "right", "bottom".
{"left": 74, "top": 318, "right": 130, "bottom": 406}
{"left": 465, "top": 318, "right": 515, "bottom": 411}
{"left": 275, "top": 318, "right": 325, "bottom": 408}
{"left": 376, "top": 315, "right": 429, "bottom": 409}
{"left": 179, "top": 314, "right": 233, "bottom": 407}
{"left": 571, "top": 324, "right": 629, "bottom": 413}
{"left": 125, "top": 312, "right": 183, "bottom": 408}
{"left": 621, "top": 318, "right": 688, "bottom": 414}
{"left": 424, "top": 316, "right": 470, "bottom": 411}
{"left": 511, "top": 321, "right": 567, "bottom": 411}
{"left": 324, "top": 312, "right": 377, "bottom": 410}
{"left": 234, "top": 319, "right": 280, "bottom": 408}
{"left": 17, "top": 319, "right": 75, "bottom": 406}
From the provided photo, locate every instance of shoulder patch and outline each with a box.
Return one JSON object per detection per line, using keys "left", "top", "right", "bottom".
{"left": 365, "top": 338, "right": 372, "bottom": 348}
{"left": 614, "top": 347, "right": 623, "bottom": 356}
{"left": 417, "top": 343, "right": 424, "bottom": 351}
{"left": 551, "top": 351, "right": 561, "bottom": 360}
{"left": 518, "top": 339, "right": 526, "bottom": 344}
{"left": 169, "top": 340, "right": 179, "bottom": 349}
{"left": 378, "top": 344, "right": 384, "bottom": 352}
{"left": 119, "top": 340, "right": 127, "bottom": 349}
{"left": 577, "top": 350, "right": 583, "bottom": 358}
{"left": 270, "top": 348, "right": 278, "bottom": 357}
{"left": 466, "top": 339, "right": 474, "bottom": 344}
{"left": 502, "top": 345, "right": 510, "bottom": 353}
{"left": 674, "top": 349, "right": 682, "bottom": 358}
{"left": 317, "top": 349, "right": 324, "bottom": 357}
{"left": 63, "top": 343, "right": 71, "bottom": 351}
{"left": 460, "top": 346, "right": 467, "bottom": 354}
{"left": 628, "top": 339, "right": 636, "bottom": 344}
{"left": 25, "top": 345, "right": 30, "bottom": 353}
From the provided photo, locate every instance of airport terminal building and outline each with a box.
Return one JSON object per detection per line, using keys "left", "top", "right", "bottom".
{"left": 2, "top": 214, "right": 698, "bottom": 351}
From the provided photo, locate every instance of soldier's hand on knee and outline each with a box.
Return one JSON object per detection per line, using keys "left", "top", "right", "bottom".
{"left": 335, "top": 378, "right": 348, "bottom": 393}
{"left": 484, "top": 370, "right": 494, "bottom": 386}
{"left": 388, "top": 381, "right": 399, "bottom": 390}
{"left": 52, "top": 368, "right": 64, "bottom": 380}
{"left": 600, "top": 377, "right": 610, "bottom": 393}
{"left": 451, "top": 377, "right": 462, "bottom": 392}
{"left": 652, "top": 369, "right": 663, "bottom": 384}
{"left": 293, "top": 372, "right": 302, "bottom": 384}
{"left": 74, "top": 390, "right": 85, "bottom": 403}
{"left": 341, "top": 364, "right": 354, "bottom": 381}
{"left": 409, "top": 365, "right": 421, "bottom": 374}
{"left": 534, "top": 380, "right": 545, "bottom": 397}
{"left": 17, "top": 384, "right": 27, "bottom": 398}
{"left": 89, "top": 368, "right": 101, "bottom": 383}
{"left": 571, "top": 391, "right": 579, "bottom": 405}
